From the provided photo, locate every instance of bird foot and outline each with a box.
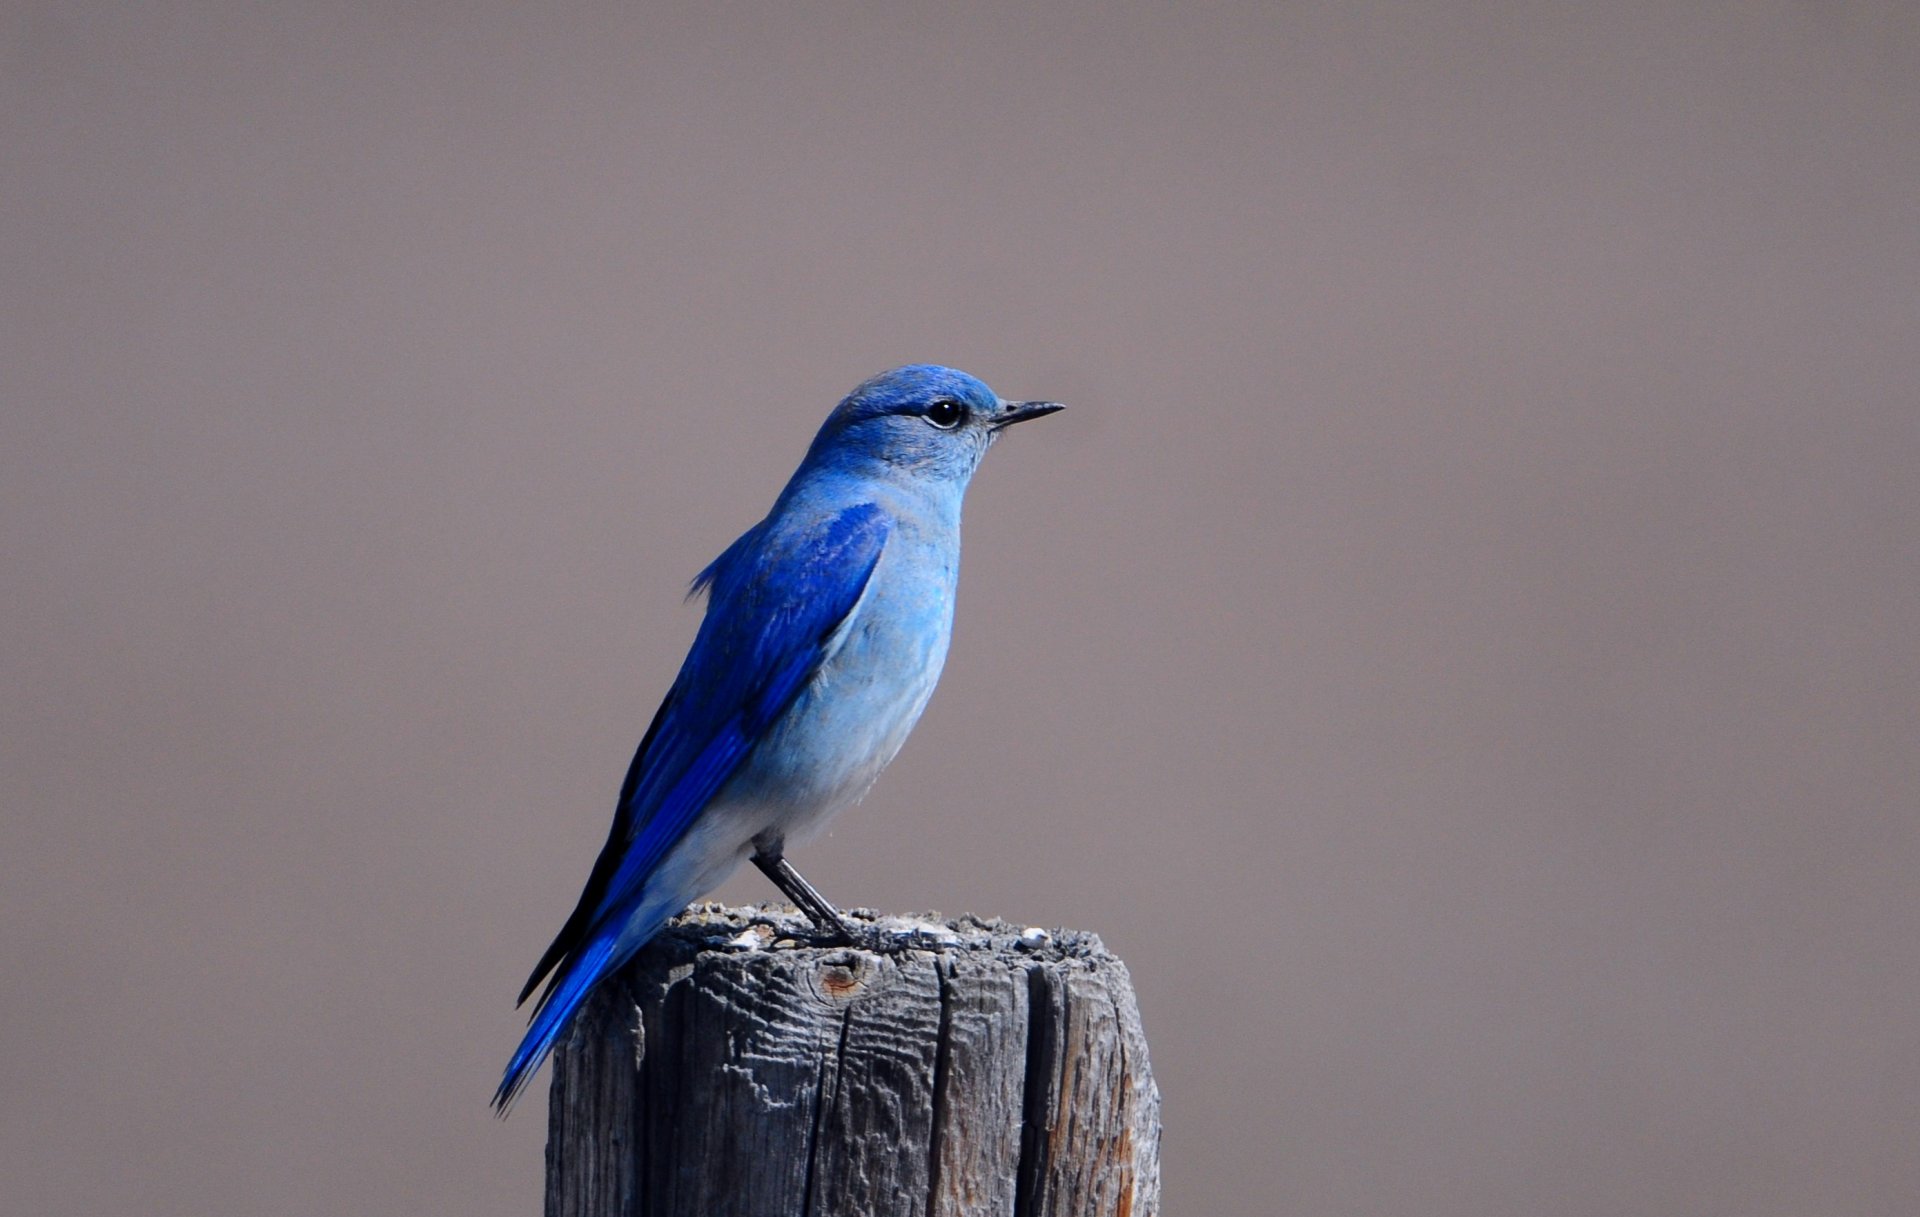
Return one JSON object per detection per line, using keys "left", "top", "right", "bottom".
{"left": 724, "top": 908, "right": 963, "bottom": 954}
{"left": 825, "top": 913, "right": 962, "bottom": 954}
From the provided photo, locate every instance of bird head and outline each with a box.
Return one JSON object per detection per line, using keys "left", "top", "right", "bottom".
{"left": 802, "top": 365, "right": 1063, "bottom": 486}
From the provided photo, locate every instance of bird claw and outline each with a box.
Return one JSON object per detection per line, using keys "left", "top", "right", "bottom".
{"left": 850, "top": 917, "right": 961, "bottom": 954}
{"left": 799, "top": 919, "right": 889, "bottom": 953}
{"left": 790, "top": 914, "right": 957, "bottom": 954}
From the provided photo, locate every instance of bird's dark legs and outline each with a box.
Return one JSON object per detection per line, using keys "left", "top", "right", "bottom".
{"left": 752, "top": 853, "right": 857, "bottom": 943}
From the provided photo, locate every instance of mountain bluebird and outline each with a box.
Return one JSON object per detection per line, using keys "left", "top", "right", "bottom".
{"left": 495, "top": 365, "right": 1062, "bottom": 1111}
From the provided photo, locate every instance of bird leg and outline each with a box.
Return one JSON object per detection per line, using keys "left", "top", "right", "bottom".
{"left": 752, "top": 853, "right": 859, "bottom": 944}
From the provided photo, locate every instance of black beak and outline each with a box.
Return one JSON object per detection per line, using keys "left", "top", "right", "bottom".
{"left": 989, "top": 400, "right": 1066, "bottom": 431}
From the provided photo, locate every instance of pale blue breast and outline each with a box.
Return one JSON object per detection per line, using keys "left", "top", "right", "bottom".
{"left": 720, "top": 518, "right": 958, "bottom": 846}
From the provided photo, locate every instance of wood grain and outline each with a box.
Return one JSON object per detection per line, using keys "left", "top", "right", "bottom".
{"left": 545, "top": 906, "right": 1160, "bottom": 1217}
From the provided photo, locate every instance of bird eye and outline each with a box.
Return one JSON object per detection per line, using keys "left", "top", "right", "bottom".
{"left": 924, "top": 400, "right": 966, "bottom": 430}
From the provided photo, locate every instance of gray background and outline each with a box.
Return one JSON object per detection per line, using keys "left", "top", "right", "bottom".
{"left": 5, "top": 3, "right": 1917, "bottom": 1214}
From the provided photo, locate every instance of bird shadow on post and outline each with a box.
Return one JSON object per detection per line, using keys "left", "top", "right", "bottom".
{"left": 544, "top": 904, "right": 1161, "bottom": 1217}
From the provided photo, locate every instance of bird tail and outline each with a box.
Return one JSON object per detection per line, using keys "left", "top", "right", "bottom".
{"left": 491, "top": 934, "right": 622, "bottom": 1115}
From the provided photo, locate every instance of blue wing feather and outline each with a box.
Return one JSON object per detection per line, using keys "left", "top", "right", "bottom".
{"left": 687, "top": 520, "right": 762, "bottom": 600}
{"left": 494, "top": 501, "right": 891, "bottom": 1112}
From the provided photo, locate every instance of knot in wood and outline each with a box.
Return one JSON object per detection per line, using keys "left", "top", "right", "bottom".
{"left": 803, "top": 949, "right": 885, "bottom": 1008}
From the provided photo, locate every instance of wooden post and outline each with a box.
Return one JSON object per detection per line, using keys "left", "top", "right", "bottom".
{"left": 544, "top": 905, "right": 1161, "bottom": 1217}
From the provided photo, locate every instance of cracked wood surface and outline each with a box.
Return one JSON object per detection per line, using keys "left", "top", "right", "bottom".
{"left": 545, "top": 905, "right": 1160, "bottom": 1217}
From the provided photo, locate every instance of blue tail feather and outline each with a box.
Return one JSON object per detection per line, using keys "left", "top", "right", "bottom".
{"left": 492, "top": 934, "right": 622, "bottom": 1114}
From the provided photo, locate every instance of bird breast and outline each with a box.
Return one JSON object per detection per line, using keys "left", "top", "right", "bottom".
{"left": 722, "top": 537, "right": 956, "bottom": 843}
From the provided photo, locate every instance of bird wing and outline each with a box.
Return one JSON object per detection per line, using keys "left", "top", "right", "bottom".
{"left": 514, "top": 501, "right": 893, "bottom": 1006}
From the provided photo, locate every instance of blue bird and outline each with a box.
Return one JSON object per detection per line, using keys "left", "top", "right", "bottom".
{"left": 495, "top": 365, "right": 1062, "bottom": 1111}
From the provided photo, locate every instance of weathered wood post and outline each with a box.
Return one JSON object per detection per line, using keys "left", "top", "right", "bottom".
{"left": 545, "top": 904, "right": 1161, "bottom": 1217}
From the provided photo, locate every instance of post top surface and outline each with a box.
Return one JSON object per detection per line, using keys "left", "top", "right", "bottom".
{"left": 637, "top": 902, "right": 1112, "bottom": 968}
